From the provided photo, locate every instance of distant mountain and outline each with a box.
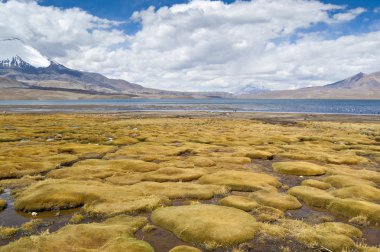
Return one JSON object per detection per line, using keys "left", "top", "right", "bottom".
{"left": 239, "top": 71, "right": 380, "bottom": 99}
{"left": 0, "top": 38, "right": 231, "bottom": 99}
{"left": 0, "top": 76, "right": 26, "bottom": 88}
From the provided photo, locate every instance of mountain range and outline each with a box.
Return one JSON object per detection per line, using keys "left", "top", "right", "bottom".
{"left": 240, "top": 71, "right": 380, "bottom": 99}
{"left": 0, "top": 38, "right": 379, "bottom": 100}
{"left": 0, "top": 38, "right": 231, "bottom": 100}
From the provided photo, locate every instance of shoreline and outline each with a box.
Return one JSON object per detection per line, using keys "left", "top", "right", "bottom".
{"left": 1, "top": 109, "right": 380, "bottom": 123}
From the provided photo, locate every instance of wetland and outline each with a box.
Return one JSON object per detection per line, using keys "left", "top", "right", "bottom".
{"left": 0, "top": 112, "right": 379, "bottom": 252}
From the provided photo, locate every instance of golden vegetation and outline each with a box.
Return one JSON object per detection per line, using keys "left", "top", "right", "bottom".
{"left": 0, "top": 199, "right": 6, "bottom": 210}
{"left": 250, "top": 189, "right": 302, "bottom": 210}
{"left": 219, "top": 195, "right": 260, "bottom": 211}
{"left": 0, "top": 113, "right": 379, "bottom": 251}
{"left": 272, "top": 161, "right": 326, "bottom": 176}
{"left": 0, "top": 215, "right": 153, "bottom": 252}
{"left": 199, "top": 170, "right": 281, "bottom": 191}
{"left": 151, "top": 204, "right": 258, "bottom": 248}
{"left": 168, "top": 245, "right": 202, "bottom": 252}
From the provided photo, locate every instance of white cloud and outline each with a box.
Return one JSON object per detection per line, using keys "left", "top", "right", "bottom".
{"left": 0, "top": 0, "right": 377, "bottom": 92}
{"left": 332, "top": 7, "right": 366, "bottom": 22}
{"left": 374, "top": 7, "right": 380, "bottom": 14}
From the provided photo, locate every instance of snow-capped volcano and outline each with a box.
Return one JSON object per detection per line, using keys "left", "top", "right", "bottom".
{"left": 0, "top": 38, "right": 50, "bottom": 68}
{"left": 0, "top": 38, "right": 146, "bottom": 94}
{"left": 0, "top": 38, "right": 231, "bottom": 99}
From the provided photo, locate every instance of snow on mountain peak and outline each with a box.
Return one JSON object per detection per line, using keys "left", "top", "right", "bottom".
{"left": 0, "top": 38, "right": 50, "bottom": 68}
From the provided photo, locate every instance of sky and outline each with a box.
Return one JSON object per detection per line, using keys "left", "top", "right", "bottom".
{"left": 1, "top": 0, "right": 380, "bottom": 92}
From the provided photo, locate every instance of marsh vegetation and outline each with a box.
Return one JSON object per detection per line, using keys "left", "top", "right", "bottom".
{"left": 0, "top": 113, "right": 379, "bottom": 251}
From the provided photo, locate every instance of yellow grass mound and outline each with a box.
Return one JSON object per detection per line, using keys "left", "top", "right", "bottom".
{"left": 250, "top": 189, "right": 302, "bottom": 210}
{"left": 151, "top": 204, "right": 258, "bottom": 248}
{"left": 331, "top": 185, "right": 380, "bottom": 202}
{"left": 0, "top": 215, "right": 153, "bottom": 252}
{"left": 142, "top": 167, "right": 206, "bottom": 182}
{"left": 127, "top": 181, "right": 228, "bottom": 200}
{"left": 169, "top": 245, "right": 202, "bottom": 252}
{"left": 276, "top": 220, "right": 362, "bottom": 252}
{"left": 288, "top": 186, "right": 334, "bottom": 208}
{"left": 48, "top": 159, "right": 159, "bottom": 181}
{"left": 301, "top": 179, "right": 331, "bottom": 190}
{"left": 0, "top": 199, "right": 6, "bottom": 210}
{"left": 272, "top": 162, "right": 326, "bottom": 176}
{"left": 327, "top": 199, "right": 380, "bottom": 225}
{"left": 326, "top": 165, "right": 380, "bottom": 183}
{"left": 199, "top": 170, "right": 281, "bottom": 191}
{"left": 219, "top": 195, "right": 259, "bottom": 211}
{"left": 0, "top": 143, "right": 116, "bottom": 179}
{"left": 324, "top": 175, "right": 376, "bottom": 188}
{"left": 14, "top": 179, "right": 168, "bottom": 216}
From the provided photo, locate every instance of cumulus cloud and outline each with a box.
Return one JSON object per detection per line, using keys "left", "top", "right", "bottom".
{"left": 375, "top": 7, "right": 380, "bottom": 14}
{"left": 332, "top": 7, "right": 366, "bottom": 22}
{"left": 0, "top": 0, "right": 377, "bottom": 92}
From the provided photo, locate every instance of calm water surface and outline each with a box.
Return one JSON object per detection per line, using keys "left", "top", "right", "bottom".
{"left": 0, "top": 99, "right": 379, "bottom": 115}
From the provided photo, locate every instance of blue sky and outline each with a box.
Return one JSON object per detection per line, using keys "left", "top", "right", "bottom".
{"left": 2, "top": 0, "right": 380, "bottom": 92}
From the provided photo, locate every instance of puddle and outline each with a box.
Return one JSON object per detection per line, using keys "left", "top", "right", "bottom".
{"left": 0, "top": 189, "right": 29, "bottom": 227}
{"left": 135, "top": 224, "right": 192, "bottom": 252}
{"left": 0, "top": 188, "right": 85, "bottom": 246}
{"left": 362, "top": 226, "right": 380, "bottom": 246}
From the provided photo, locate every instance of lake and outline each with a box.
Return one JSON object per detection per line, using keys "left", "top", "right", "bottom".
{"left": 0, "top": 99, "right": 379, "bottom": 115}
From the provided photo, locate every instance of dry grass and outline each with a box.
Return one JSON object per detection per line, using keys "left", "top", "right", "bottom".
{"left": 0, "top": 226, "right": 19, "bottom": 238}
{"left": 14, "top": 179, "right": 169, "bottom": 217}
{"left": 126, "top": 181, "right": 229, "bottom": 200}
{"left": 326, "top": 165, "right": 380, "bottom": 183}
{"left": 151, "top": 204, "right": 258, "bottom": 248}
{"left": 272, "top": 220, "right": 362, "bottom": 251}
{"left": 288, "top": 186, "right": 335, "bottom": 208}
{"left": 349, "top": 215, "right": 370, "bottom": 227}
{"left": 21, "top": 219, "right": 43, "bottom": 233}
{"left": 168, "top": 245, "right": 202, "bottom": 252}
{"left": 0, "top": 199, "right": 6, "bottom": 210}
{"left": 327, "top": 199, "right": 380, "bottom": 225}
{"left": 0, "top": 114, "right": 379, "bottom": 250}
{"left": 301, "top": 179, "right": 331, "bottom": 190}
{"left": 199, "top": 170, "right": 281, "bottom": 191}
{"left": 142, "top": 167, "right": 206, "bottom": 182}
{"left": 324, "top": 175, "right": 376, "bottom": 188}
{"left": 252, "top": 206, "right": 284, "bottom": 222}
{"left": 0, "top": 143, "right": 116, "bottom": 179}
{"left": 0, "top": 215, "right": 154, "bottom": 252}
{"left": 48, "top": 159, "right": 159, "bottom": 181}
{"left": 69, "top": 213, "right": 85, "bottom": 224}
{"left": 219, "top": 195, "right": 260, "bottom": 211}
{"left": 331, "top": 185, "right": 380, "bottom": 202}
{"left": 272, "top": 161, "right": 326, "bottom": 176}
{"left": 249, "top": 189, "right": 302, "bottom": 211}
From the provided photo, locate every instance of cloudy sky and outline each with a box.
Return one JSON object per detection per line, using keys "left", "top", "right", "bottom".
{"left": 1, "top": 0, "right": 380, "bottom": 92}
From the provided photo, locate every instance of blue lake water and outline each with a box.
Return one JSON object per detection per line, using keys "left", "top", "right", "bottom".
{"left": 0, "top": 99, "right": 379, "bottom": 115}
